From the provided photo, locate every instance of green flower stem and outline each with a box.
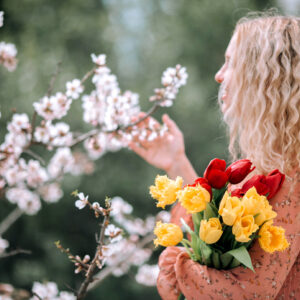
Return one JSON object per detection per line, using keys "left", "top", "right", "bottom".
{"left": 180, "top": 240, "right": 194, "bottom": 259}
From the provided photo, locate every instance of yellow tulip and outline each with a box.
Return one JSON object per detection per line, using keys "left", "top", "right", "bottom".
{"left": 218, "top": 192, "right": 245, "bottom": 226}
{"left": 200, "top": 218, "right": 223, "bottom": 244}
{"left": 176, "top": 185, "right": 210, "bottom": 214}
{"left": 153, "top": 221, "right": 183, "bottom": 247}
{"left": 232, "top": 215, "right": 259, "bottom": 242}
{"left": 241, "top": 187, "right": 277, "bottom": 226}
{"left": 258, "top": 220, "right": 289, "bottom": 253}
{"left": 149, "top": 175, "right": 183, "bottom": 209}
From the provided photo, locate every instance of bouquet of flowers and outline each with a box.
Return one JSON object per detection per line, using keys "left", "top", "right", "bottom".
{"left": 150, "top": 158, "right": 289, "bottom": 272}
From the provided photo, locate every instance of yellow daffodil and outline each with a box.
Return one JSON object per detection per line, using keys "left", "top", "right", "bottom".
{"left": 176, "top": 185, "right": 210, "bottom": 214}
{"left": 258, "top": 220, "right": 289, "bottom": 253}
{"left": 199, "top": 218, "right": 223, "bottom": 244}
{"left": 149, "top": 175, "right": 183, "bottom": 209}
{"left": 232, "top": 215, "right": 259, "bottom": 242}
{"left": 153, "top": 221, "right": 183, "bottom": 247}
{"left": 218, "top": 192, "right": 245, "bottom": 226}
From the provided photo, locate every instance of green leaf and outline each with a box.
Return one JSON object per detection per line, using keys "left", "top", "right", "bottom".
{"left": 212, "top": 185, "right": 228, "bottom": 208}
{"left": 228, "top": 257, "right": 241, "bottom": 269}
{"left": 220, "top": 252, "right": 233, "bottom": 268}
{"left": 226, "top": 246, "right": 255, "bottom": 272}
{"left": 204, "top": 203, "right": 218, "bottom": 220}
{"left": 180, "top": 218, "right": 193, "bottom": 235}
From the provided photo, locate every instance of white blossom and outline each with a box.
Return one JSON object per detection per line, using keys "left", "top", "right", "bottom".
{"left": 58, "top": 291, "right": 76, "bottom": 300}
{"left": 38, "top": 183, "right": 63, "bottom": 203}
{"left": 105, "top": 224, "right": 122, "bottom": 243}
{"left": 110, "top": 196, "right": 133, "bottom": 217}
{"left": 91, "top": 53, "right": 106, "bottom": 66}
{"left": 26, "top": 159, "right": 48, "bottom": 188}
{"left": 75, "top": 192, "right": 89, "bottom": 209}
{"left": 66, "top": 79, "right": 83, "bottom": 99}
{"left": 33, "top": 93, "right": 72, "bottom": 121}
{"left": 0, "top": 42, "right": 17, "bottom": 71}
{"left": 31, "top": 281, "right": 58, "bottom": 299}
{"left": 135, "top": 264, "right": 159, "bottom": 286}
{"left": 0, "top": 237, "right": 9, "bottom": 254}
{"left": 48, "top": 148, "right": 75, "bottom": 178}
{"left": 0, "top": 11, "right": 4, "bottom": 28}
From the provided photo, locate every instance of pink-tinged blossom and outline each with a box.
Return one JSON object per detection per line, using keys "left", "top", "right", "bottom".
{"left": 105, "top": 224, "right": 123, "bottom": 243}
{"left": 84, "top": 133, "right": 107, "bottom": 159}
{"left": 66, "top": 79, "right": 84, "bottom": 99}
{"left": 33, "top": 93, "right": 72, "bottom": 121}
{"left": 57, "top": 291, "right": 76, "bottom": 300}
{"left": 135, "top": 264, "right": 159, "bottom": 286}
{"left": 75, "top": 192, "right": 89, "bottom": 209}
{"left": 6, "top": 187, "right": 41, "bottom": 215}
{"left": 31, "top": 282, "right": 58, "bottom": 299}
{"left": 150, "top": 64, "right": 188, "bottom": 107}
{"left": 26, "top": 159, "right": 48, "bottom": 188}
{"left": 110, "top": 196, "right": 133, "bottom": 217}
{"left": 92, "top": 202, "right": 104, "bottom": 213}
{"left": 50, "top": 122, "right": 73, "bottom": 147}
{"left": 38, "top": 182, "right": 63, "bottom": 203}
{"left": 0, "top": 42, "right": 17, "bottom": 71}
{"left": 47, "top": 147, "right": 75, "bottom": 178}
{"left": 7, "top": 113, "right": 31, "bottom": 134}
{"left": 91, "top": 53, "right": 106, "bottom": 66}
{"left": 0, "top": 237, "right": 9, "bottom": 254}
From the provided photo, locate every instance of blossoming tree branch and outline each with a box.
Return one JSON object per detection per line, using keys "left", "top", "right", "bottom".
{"left": 0, "top": 10, "right": 187, "bottom": 300}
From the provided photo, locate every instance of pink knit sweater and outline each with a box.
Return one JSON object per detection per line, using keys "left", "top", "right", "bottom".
{"left": 157, "top": 172, "right": 300, "bottom": 300}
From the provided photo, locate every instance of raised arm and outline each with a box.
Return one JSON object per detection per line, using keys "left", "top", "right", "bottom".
{"left": 157, "top": 173, "right": 300, "bottom": 300}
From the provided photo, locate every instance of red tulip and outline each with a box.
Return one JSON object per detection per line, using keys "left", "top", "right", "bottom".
{"left": 186, "top": 177, "right": 212, "bottom": 198}
{"left": 241, "top": 174, "right": 269, "bottom": 196}
{"left": 265, "top": 169, "right": 285, "bottom": 199}
{"left": 226, "top": 159, "right": 255, "bottom": 184}
{"left": 204, "top": 158, "right": 228, "bottom": 189}
{"left": 230, "top": 188, "right": 243, "bottom": 198}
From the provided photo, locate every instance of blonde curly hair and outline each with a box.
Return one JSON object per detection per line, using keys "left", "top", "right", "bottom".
{"left": 222, "top": 15, "right": 300, "bottom": 175}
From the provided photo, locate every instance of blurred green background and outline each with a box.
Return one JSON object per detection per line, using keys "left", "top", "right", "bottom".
{"left": 0, "top": 0, "right": 292, "bottom": 299}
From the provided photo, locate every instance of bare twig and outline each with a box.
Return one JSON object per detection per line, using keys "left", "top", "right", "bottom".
{"left": 0, "top": 207, "right": 23, "bottom": 236}
{"left": 87, "top": 233, "right": 154, "bottom": 291}
{"left": 23, "top": 149, "right": 46, "bottom": 165}
{"left": 76, "top": 203, "right": 111, "bottom": 300}
{"left": 47, "top": 61, "right": 62, "bottom": 97}
{"left": 32, "top": 292, "right": 43, "bottom": 300}
{"left": 0, "top": 248, "right": 31, "bottom": 258}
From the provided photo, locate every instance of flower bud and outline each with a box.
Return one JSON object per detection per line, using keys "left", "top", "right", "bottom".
{"left": 226, "top": 159, "right": 255, "bottom": 184}
{"left": 218, "top": 192, "right": 244, "bottom": 226}
{"left": 203, "top": 158, "right": 228, "bottom": 189}
{"left": 199, "top": 218, "right": 223, "bottom": 244}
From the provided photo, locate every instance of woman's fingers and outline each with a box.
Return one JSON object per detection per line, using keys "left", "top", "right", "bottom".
{"left": 128, "top": 142, "right": 148, "bottom": 158}
{"left": 162, "top": 114, "right": 181, "bottom": 137}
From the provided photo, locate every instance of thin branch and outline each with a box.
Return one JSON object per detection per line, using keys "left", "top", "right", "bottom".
{"left": 0, "top": 248, "right": 31, "bottom": 258}
{"left": 23, "top": 149, "right": 46, "bottom": 165}
{"left": 0, "top": 207, "right": 23, "bottom": 236}
{"left": 32, "top": 292, "right": 43, "bottom": 300}
{"left": 87, "top": 233, "right": 154, "bottom": 291}
{"left": 77, "top": 209, "right": 110, "bottom": 300}
{"left": 47, "top": 61, "right": 62, "bottom": 97}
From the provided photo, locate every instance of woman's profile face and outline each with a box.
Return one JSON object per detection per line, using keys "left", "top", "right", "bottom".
{"left": 215, "top": 33, "right": 237, "bottom": 113}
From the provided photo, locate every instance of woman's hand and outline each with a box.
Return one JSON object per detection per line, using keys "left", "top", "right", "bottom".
{"left": 129, "top": 113, "right": 185, "bottom": 172}
{"left": 129, "top": 113, "right": 198, "bottom": 183}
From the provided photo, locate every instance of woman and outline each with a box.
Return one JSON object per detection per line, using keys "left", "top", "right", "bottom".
{"left": 130, "top": 15, "right": 300, "bottom": 299}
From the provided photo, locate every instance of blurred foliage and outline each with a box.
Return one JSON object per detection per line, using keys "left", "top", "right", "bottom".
{"left": 0, "top": 0, "right": 282, "bottom": 299}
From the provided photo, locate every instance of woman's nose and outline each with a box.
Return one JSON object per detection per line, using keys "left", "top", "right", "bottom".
{"left": 215, "top": 70, "right": 224, "bottom": 84}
